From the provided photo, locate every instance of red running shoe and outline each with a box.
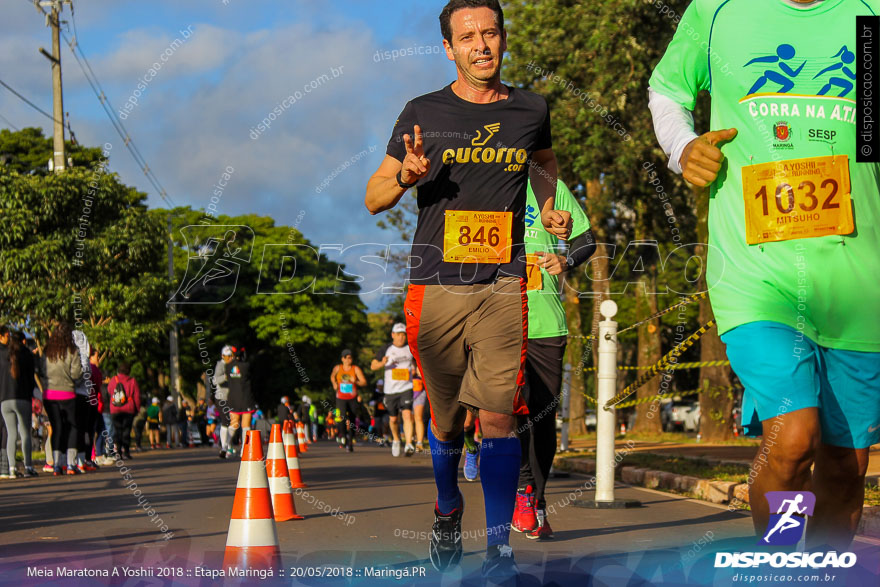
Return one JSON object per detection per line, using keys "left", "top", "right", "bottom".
{"left": 527, "top": 509, "right": 554, "bottom": 540}
{"left": 66, "top": 466, "right": 78, "bottom": 476}
{"left": 511, "top": 485, "right": 538, "bottom": 533}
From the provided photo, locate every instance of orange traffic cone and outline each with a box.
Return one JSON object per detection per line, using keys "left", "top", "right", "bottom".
{"left": 296, "top": 422, "right": 309, "bottom": 453}
{"left": 223, "top": 430, "right": 280, "bottom": 570}
{"left": 283, "top": 421, "right": 308, "bottom": 489}
{"left": 267, "top": 424, "right": 303, "bottom": 521}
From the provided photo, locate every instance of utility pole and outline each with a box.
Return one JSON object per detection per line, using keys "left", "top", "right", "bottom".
{"left": 37, "top": 1, "right": 69, "bottom": 173}
{"left": 168, "top": 214, "right": 181, "bottom": 405}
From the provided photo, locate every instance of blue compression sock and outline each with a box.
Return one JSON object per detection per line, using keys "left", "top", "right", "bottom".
{"left": 479, "top": 436, "right": 521, "bottom": 547}
{"left": 428, "top": 427, "right": 463, "bottom": 514}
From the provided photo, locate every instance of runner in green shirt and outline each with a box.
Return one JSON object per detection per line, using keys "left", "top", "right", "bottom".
{"left": 649, "top": 0, "right": 879, "bottom": 550}
{"left": 511, "top": 178, "right": 594, "bottom": 539}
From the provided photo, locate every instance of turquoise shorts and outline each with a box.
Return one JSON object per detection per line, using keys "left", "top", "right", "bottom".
{"left": 721, "top": 321, "right": 880, "bottom": 449}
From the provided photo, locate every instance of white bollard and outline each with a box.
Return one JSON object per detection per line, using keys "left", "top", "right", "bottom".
{"left": 595, "top": 299, "right": 619, "bottom": 503}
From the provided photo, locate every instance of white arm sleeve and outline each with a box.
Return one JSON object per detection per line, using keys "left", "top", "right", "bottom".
{"left": 212, "top": 360, "right": 227, "bottom": 387}
{"left": 648, "top": 87, "right": 699, "bottom": 175}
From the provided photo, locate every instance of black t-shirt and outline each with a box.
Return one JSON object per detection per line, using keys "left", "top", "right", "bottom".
{"left": 386, "top": 84, "right": 552, "bottom": 285}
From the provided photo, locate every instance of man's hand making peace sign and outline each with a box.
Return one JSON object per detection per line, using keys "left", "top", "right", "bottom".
{"left": 400, "top": 125, "right": 432, "bottom": 185}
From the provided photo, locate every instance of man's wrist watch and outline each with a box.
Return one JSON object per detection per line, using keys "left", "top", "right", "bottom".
{"left": 397, "top": 170, "right": 418, "bottom": 189}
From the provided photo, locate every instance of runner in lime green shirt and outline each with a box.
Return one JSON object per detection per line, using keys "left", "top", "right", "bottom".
{"left": 649, "top": 0, "right": 879, "bottom": 550}
{"left": 512, "top": 178, "right": 594, "bottom": 539}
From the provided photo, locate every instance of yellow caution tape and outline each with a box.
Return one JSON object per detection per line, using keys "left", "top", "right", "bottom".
{"left": 602, "top": 320, "right": 717, "bottom": 410}
{"left": 609, "top": 384, "right": 743, "bottom": 410}
{"left": 583, "top": 360, "right": 730, "bottom": 372}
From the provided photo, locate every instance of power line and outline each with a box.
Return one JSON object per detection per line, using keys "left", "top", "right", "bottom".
{"left": 27, "top": 0, "right": 176, "bottom": 207}
{"left": 0, "top": 77, "right": 71, "bottom": 132}
{"left": 0, "top": 112, "right": 20, "bottom": 131}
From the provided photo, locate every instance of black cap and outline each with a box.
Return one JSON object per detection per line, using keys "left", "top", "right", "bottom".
{"left": 341, "top": 349, "right": 352, "bottom": 359}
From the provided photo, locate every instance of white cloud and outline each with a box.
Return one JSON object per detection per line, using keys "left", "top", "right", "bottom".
{"left": 1, "top": 1, "right": 460, "bottom": 309}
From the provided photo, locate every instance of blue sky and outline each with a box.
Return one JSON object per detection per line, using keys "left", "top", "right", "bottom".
{"left": 0, "top": 0, "right": 460, "bottom": 310}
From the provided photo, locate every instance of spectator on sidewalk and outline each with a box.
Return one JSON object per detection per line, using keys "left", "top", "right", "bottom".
{"left": 42, "top": 322, "right": 84, "bottom": 475}
{"left": 147, "top": 397, "right": 161, "bottom": 449}
{"left": 1, "top": 330, "right": 38, "bottom": 477}
{"left": 106, "top": 362, "right": 141, "bottom": 460}
{"left": 132, "top": 397, "right": 147, "bottom": 453}
{"left": 71, "top": 330, "right": 95, "bottom": 472}
{"left": 89, "top": 349, "right": 113, "bottom": 465}
{"left": 162, "top": 396, "right": 178, "bottom": 448}
{"left": 192, "top": 398, "right": 208, "bottom": 446}
{"left": 82, "top": 347, "right": 102, "bottom": 469}
{"left": 179, "top": 400, "right": 190, "bottom": 447}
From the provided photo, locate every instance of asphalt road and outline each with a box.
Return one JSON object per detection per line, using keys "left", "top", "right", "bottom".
{"left": 1, "top": 439, "right": 877, "bottom": 586}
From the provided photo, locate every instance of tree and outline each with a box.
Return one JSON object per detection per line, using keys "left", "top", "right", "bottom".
{"left": 0, "top": 127, "right": 103, "bottom": 175}
{"left": 504, "top": 0, "right": 728, "bottom": 434}
{"left": 0, "top": 159, "right": 171, "bottom": 357}
{"left": 165, "top": 208, "right": 369, "bottom": 411}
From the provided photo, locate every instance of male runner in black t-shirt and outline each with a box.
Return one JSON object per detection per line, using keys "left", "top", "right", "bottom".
{"left": 365, "top": 0, "right": 570, "bottom": 580}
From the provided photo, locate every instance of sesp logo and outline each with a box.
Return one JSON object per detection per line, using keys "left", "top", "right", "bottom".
{"left": 760, "top": 491, "right": 816, "bottom": 546}
{"left": 170, "top": 225, "right": 255, "bottom": 304}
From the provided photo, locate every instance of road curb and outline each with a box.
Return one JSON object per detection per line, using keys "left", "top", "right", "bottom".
{"left": 553, "top": 455, "right": 880, "bottom": 539}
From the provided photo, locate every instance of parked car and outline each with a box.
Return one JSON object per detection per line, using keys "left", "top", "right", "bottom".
{"left": 662, "top": 399, "right": 697, "bottom": 432}
{"left": 683, "top": 401, "right": 700, "bottom": 432}
{"left": 555, "top": 410, "right": 598, "bottom": 432}
{"left": 584, "top": 410, "right": 597, "bottom": 432}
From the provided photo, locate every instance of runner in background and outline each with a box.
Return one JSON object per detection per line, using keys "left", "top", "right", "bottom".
{"left": 412, "top": 375, "right": 428, "bottom": 451}
{"left": 649, "top": 0, "right": 880, "bottom": 550}
{"left": 225, "top": 346, "right": 255, "bottom": 457}
{"left": 330, "top": 349, "right": 367, "bottom": 452}
{"left": 371, "top": 323, "right": 417, "bottom": 457}
{"left": 212, "top": 346, "right": 234, "bottom": 459}
{"left": 512, "top": 178, "right": 595, "bottom": 539}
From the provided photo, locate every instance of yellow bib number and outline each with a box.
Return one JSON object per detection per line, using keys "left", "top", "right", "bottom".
{"left": 525, "top": 253, "right": 543, "bottom": 291}
{"left": 391, "top": 368, "right": 409, "bottom": 382}
{"left": 741, "top": 155, "right": 853, "bottom": 245}
{"left": 443, "top": 211, "right": 512, "bottom": 264}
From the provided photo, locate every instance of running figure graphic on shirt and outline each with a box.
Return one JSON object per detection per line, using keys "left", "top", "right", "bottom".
{"left": 814, "top": 46, "right": 855, "bottom": 97}
{"left": 524, "top": 204, "right": 540, "bottom": 228}
{"left": 745, "top": 44, "right": 806, "bottom": 95}
{"left": 762, "top": 493, "right": 808, "bottom": 543}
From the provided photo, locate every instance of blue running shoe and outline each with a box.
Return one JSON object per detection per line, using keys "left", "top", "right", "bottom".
{"left": 463, "top": 445, "right": 479, "bottom": 482}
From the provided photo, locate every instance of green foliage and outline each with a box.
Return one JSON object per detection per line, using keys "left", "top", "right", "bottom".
{"left": 504, "top": 0, "right": 712, "bottom": 393}
{"left": 0, "top": 127, "right": 104, "bottom": 175}
{"left": 165, "top": 207, "right": 368, "bottom": 410}
{"left": 0, "top": 161, "right": 171, "bottom": 355}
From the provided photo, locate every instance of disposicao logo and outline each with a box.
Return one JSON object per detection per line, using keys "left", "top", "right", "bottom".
{"left": 762, "top": 491, "right": 814, "bottom": 546}
{"left": 714, "top": 491, "right": 857, "bottom": 569}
